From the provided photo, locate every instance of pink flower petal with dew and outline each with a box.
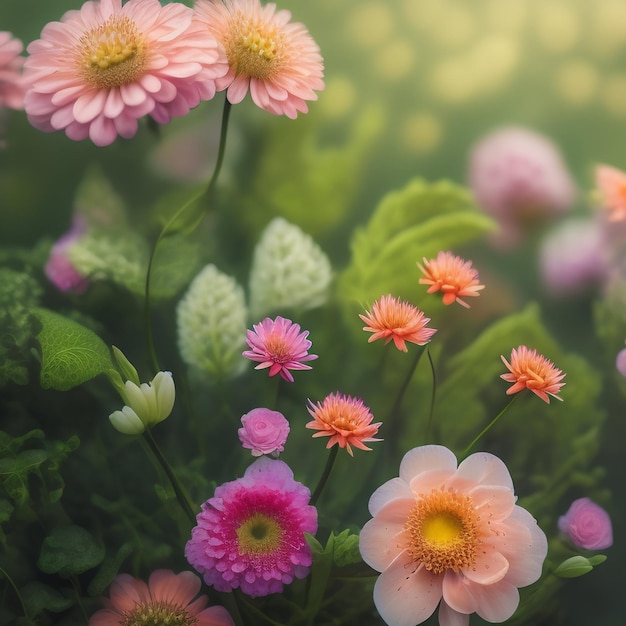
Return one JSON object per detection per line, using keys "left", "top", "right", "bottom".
{"left": 438, "top": 600, "right": 471, "bottom": 626}
{"left": 399, "top": 445, "right": 458, "bottom": 483}
{"left": 455, "top": 451, "right": 515, "bottom": 490}
{"left": 441, "top": 571, "right": 478, "bottom": 615}
{"left": 472, "top": 579, "right": 520, "bottom": 623}
{"left": 409, "top": 468, "right": 458, "bottom": 497}
{"left": 373, "top": 554, "right": 442, "bottom": 626}
{"left": 368, "top": 477, "right": 413, "bottom": 516}
{"left": 462, "top": 546, "right": 509, "bottom": 585}
{"left": 467, "top": 485, "right": 516, "bottom": 522}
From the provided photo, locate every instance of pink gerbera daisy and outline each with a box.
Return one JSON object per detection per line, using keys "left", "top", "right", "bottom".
{"left": 243, "top": 315, "right": 318, "bottom": 382}
{"left": 418, "top": 251, "right": 485, "bottom": 308}
{"left": 500, "top": 345, "right": 566, "bottom": 403}
{"left": 359, "top": 294, "right": 437, "bottom": 352}
{"left": 193, "top": 0, "right": 324, "bottom": 118}
{"left": 594, "top": 163, "right": 626, "bottom": 222}
{"left": 306, "top": 392, "right": 382, "bottom": 456}
{"left": 23, "top": 0, "right": 228, "bottom": 146}
{"left": 185, "top": 457, "right": 318, "bottom": 597}
{"left": 0, "top": 31, "right": 27, "bottom": 110}
{"left": 359, "top": 445, "right": 548, "bottom": 626}
{"left": 88, "top": 569, "right": 234, "bottom": 626}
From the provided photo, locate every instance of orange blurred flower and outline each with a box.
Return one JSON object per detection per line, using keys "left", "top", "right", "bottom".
{"left": 359, "top": 294, "right": 437, "bottom": 352}
{"left": 305, "top": 392, "right": 382, "bottom": 456}
{"left": 500, "top": 345, "right": 566, "bottom": 403}
{"left": 418, "top": 251, "right": 484, "bottom": 308}
{"left": 595, "top": 164, "right": 626, "bottom": 222}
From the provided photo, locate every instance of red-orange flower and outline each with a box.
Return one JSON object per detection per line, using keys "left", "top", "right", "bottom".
{"left": 595, "top": 164, "right": 626, "bottom": 222}
{"left": 305, "top": 392, "right": 381, "bottom": 456}
{"left": 359, "top": 294, "right": 437, "bottom": 352}
{"left": 418, "top": 251, "right": 484, "bottom": 308}
{"left": 500, "top": 345, "right": 565, "bottom": 403}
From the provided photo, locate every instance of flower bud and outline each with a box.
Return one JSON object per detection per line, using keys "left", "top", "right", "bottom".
{"left": 558, "top": 497, "right": 613, "bottom": 550}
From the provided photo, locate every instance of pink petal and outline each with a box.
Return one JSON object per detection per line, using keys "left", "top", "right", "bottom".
{"left": 438, "top": 601, "right": 471, "bottom": 626}
{"left": 463, "top": 546, "right": 509, "bottom": 585}
{"left": 472, "top": 580, "right": 520, "bottom": 622}
{"left": 359, "top": 505, "right": 411, "bottom": 572}
{"left": 399, "top": 445, "right": 458, "bottom": 484}
{"left": 455, "top": 452, "right": 514, "bottom": 490}
{"left": 442, "top": 572, "right": 478, "bottom": 614}
{"left": 88, "top": 115, "right": 117, "bottom": 146}
{"left": 148, "top": 570, "right": 199, "bottom": 606}
{"left": 103, "top": 89, "right": 125, "bottom": 118}
{"left": 120, "top": 82, "right": 148, "bottom": 107}
{"left": 368, "top": 477, "right": 413, "bottom": 516}
{"left": 467, "top": 485, "right": 516, "bottom": 521}
{"left": 73, "top": 89, "right": 107, "bottom": 123}
{"left": 226, "top": 74, "right": 250, "bottom": 104}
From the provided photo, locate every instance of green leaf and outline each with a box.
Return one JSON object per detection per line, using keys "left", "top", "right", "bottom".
{"left": 38, "top": 525, "right": 105, "bottom": 577}
{"left": 553, "top": 555, "right": 595, "bottom": 578}
{"left": 33, "top": 308, "right": 114, "bottom": 390}
{"left": 0, "top": 449, "right": 48, "bottom": 475}
{"left": 111, "top": 346, "right": 140, "bottom": 386}
{"left": 587, "top": 554, "right": 608, "bottom": 566}
{"left": 332, "top": 529, "right": 363, "bottom": 568}
{"left": 21, "top": 581, "right": 74, "bottom": 616}
{"left": 87, "top": 542, "right": 134, "bottom": 596}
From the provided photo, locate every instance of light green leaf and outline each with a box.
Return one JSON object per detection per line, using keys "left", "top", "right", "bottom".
{"left": 553, "top": 556, "right": 594, "bottom": 578}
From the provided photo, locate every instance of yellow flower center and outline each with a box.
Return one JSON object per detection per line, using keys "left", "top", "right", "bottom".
{"left": 120, "top": 601, "right": 198, "bottom": 626}
{"left": 78, "top": 16, "right": 146, "bottom": 89}
{"left": 236, "top": 513, "right": 283, "bottom": 555}
{"left": 225, "top": 14, "right": 283, "bottom": 79}
{"left": 404, "top": 488, "right": 479, "bottom": 574}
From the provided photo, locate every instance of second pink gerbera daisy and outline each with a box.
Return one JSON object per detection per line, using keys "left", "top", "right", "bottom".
{"left": 193, "top": 0, "right": 324, "bottom": 118}
{"left": 23, "top": 0, "right": 228, "bottom": 146}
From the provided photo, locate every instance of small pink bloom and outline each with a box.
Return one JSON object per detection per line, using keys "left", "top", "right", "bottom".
{"left": 359, "top": 445, "right": 548, "bottom": 626}
{"left": 242, "top": 316, "right": 317, "bottom": 383}
{"left": 0, "top": 31, "right": 27, "bottom": 110}
{"left": 238, "top": 407, "right": 290, "bottom": 457}
{"left": 185, "top": 457, "right": 317, "bottom": 597}
{"left": 88, "top": 569, "right": 234, "bottom": 626}
{"left": 595, "top": 164, "right": 626, "bottom": 223}
{"left": 45, "top": 216, "right": 90, "bottom": 294}
{"left": 616, "top": 347, "right": 626, "bottom": 377}
{"left": 24, "top": 0, "right": 228, "bottom": 146}
{"left": 194, "top": 0, "right": 324, "bottom": 118}
{"left": 558, "top": 498, "right": 613, "bottom": 551}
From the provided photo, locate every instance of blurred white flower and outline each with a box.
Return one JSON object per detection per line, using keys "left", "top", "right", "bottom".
{"left": 249, "top": 218, "right": 332, "bottom": 318}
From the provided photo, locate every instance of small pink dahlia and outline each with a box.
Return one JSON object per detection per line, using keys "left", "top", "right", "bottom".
{"left": 194, "top": 0, "right": 324, "bottom": 118}
{"left": 0, "top": 31, "right": 27, "bottom": 110}
{"left": 23, "top": 0, "right": 228, "bottom": 146}
{"left": 242, "top": 315, "right": 318, "bottom": 382}
{"left": 185, "top": 456, "right": 318, "bottom": 597}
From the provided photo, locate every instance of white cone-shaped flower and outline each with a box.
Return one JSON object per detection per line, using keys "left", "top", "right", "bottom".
{"left": 249, "top": 218, "right": 333, "bottom": 318}
{"left": 177, "top": 264, "right": 248, "bottom": 379}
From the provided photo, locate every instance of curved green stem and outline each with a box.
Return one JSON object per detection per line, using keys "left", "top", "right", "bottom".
{"left": 459, "top": 394, "right": 519, "bottom": 460}
{"left": 0, "top": 566, "right": 30, "bottom": 622}
{"left": 424, "top": 346, "right": 437, "bottom": 442}
{"left": 310, "top": 446, "right": 339, "bottom": 507}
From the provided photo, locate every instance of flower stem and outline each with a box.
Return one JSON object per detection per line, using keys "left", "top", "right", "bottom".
{"left": 142, "top": 429, "right": 197, "bottom": 525}
{"left": 459, "top": 394, "right": 519, "bottom": 460}
{"left": 310, "top": 446, "right": 339, "bottom": 507}
{"left": 0, "top": 566, "right": 30, "bottom": 622}
{"left": 424, "top": 346, "right": 437, "bottom": 441}
{"left": 144, "top": 96, "right": 233, "bottom": 372}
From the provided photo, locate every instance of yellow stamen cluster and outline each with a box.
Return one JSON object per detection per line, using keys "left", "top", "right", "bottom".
{"left": 237, "top": 513, "right": 283, "bottom": 555}
{"left": 404, "top": 487, "right": 479, "bottom": 574}
{"left": 78, "top": 16, "right": 146, "bottom": 88}
{"left": 120, "top": 601, "right": 198, "bottom": 626}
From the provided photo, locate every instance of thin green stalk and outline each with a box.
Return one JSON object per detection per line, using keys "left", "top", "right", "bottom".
{"left": 424, "top": 346, "right": 437, "bottom": 442}
{"left": 69, "top": 574, "right": 89, "bottom": 624}
{"left": 386, "top": 345, "right": 426, "bottom": 423}
{"left": 0, "top": 566, "right": 30, "bottom": 622}
{"left": 310, "top": 446, "right": 339, "bottom": 507}
{"left": 459, "top": 394, "right": 519, "bottom": 460}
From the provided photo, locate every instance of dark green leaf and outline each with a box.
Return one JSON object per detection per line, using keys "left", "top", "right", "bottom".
{"left": 38, "top": 525, "right": 105, "bottom": 576}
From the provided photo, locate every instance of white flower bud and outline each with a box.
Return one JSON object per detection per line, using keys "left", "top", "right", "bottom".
{"left": 109, "top": 406, "right": 145, "bottom": 435}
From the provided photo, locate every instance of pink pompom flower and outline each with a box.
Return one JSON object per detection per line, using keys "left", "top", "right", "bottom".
{"left": 185, "top": 456, "right": 317, "bottom": 597}
{"left": 45, "top": 216, "right": 90, "bottom": 294}
{"left": 193, "top": 0, "right": 324, "bottom": 118}
{"left": 238, "top": 407, "right": 290, "bottom": 457}
{"left": 88, "top": 569, "right": 234, "bottom": 626}
{"left": 0, "top": 31, "right": 27, "bottom": 110}
{"left": 23, "top": 0, "right": 228, "bottom": 146}
{"left": 558, "top": 497, "right": 613, "bottom": 551}
{"left": 359, "top": 445, "right": 548, "bottom": 626}
{"left": 242, "top": 315, "right": 318, "bottom": 382}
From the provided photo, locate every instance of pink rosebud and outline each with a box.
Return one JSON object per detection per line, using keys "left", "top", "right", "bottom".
{"left": 558, "top": 497, "right": 613, "bottom": 550}
{"left": 616, "top": 348, "right": 626, "bottom": 377}
{"left": 238, "top": 408, "right": 290, "bottom": 457}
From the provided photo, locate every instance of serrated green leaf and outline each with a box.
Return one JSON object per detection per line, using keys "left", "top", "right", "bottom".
{"left": 33, "top": 309, "right": 114, "bottom": 391}
{"left": 38, "top": 525, "right": 105, "bottom": 577}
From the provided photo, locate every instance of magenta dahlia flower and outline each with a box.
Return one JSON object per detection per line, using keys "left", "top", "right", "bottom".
{"left": 23, "top": 0, "right": 228, "bottom": 146}
{"left": 193, "top": 0, "right": 324, "bottom": 118}
{"left": 359, "top": 445, "right": 548, "bottom": 626}
{"left": 242, "top": 315, "right": 318, "bottom": 382}
{"left": 185, "top": 457, "right": 317, "bottom": 597}
{"left": 0, "top": 31, "right": 26, "bottom": 110}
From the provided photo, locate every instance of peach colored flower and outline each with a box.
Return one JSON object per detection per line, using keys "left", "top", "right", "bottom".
{"left": 193, "top": 0, "right": 324, "bottom": 118}
{"left": 305, "top": 392, "right": 381, "bottom": 456}
{"left": 0, "top": 31, "right": 27, "bottom": 110}
{"left": 24, "top": 0, "right": 228, "bottom": 146}
{"left": 89, "top": 569, "right": 234, "bottom": 626}
{"left": 595, "top": 164, "right": 626, "bottom": 222}
{"left": 418, "top": 251, "right": 484, "bottom": 308}
{"left": 359, "top": 294, "right": 437, "bottom": 352}
{"left": 500, "top": 345, "right": 565, "bottom": 403}
{"left": 359, "top": 445, "right": 548, "bottom": 626}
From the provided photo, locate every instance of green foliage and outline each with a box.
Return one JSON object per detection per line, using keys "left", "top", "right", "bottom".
{"left": 38, "top": 525, "right": 105, "bottom": 577}
{"left": 21, "top": 581, "right": 74, "bottom": 617}
{"left": 33, "top": 309, "right": 114, "bottom": 391}
{"left": 553, "top": 554, "right": 608, "bottom": 578}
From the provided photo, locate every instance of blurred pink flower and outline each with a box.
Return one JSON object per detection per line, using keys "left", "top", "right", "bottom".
{"left": 243, "top": 315, "right": 317, "bottom": 382}
{"left": 45, "top": 216, "right": 90, "bottom": 294}
{"left": 0, "top": 31, "right": 27, "bottom": 110}
{"left": 359, "top": 445, "right": 548, "bottom": 626}
{"left": 89, "top": 569, "right": 234, "bottom": 626}
{"left": 24, "top": 0, "right": 227, "bottom": 146}
{"left": 185, "top": 457, "right": 317, "bottom": 597}
{"left": 469, "top": 127, "right": 576, "bottom": 249}
{"left": 238, "top": 407, "right": 290, "bottom": 457}
{"left": 595, "top": 164, "right": 626, "bottom": 223}
{"left": 194, "top": 0, "right": 324, "bottom": 118}
{"left": 616, "top": 347, "right": 626, "bottom": 377}
{"left": 558, "top": 497, "right": 613, "bottom": 550}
